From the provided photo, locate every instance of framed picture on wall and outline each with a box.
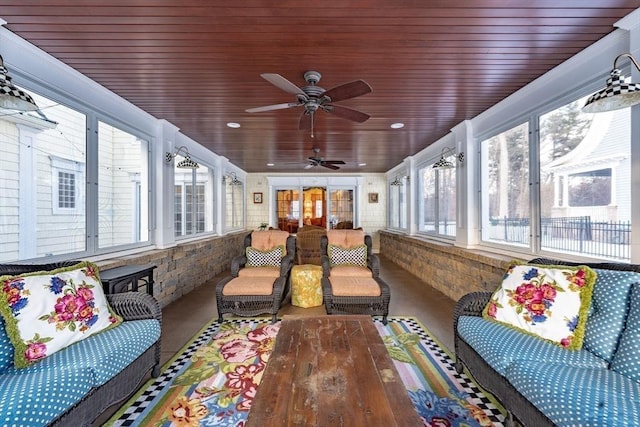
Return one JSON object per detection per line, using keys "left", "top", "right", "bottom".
{"left": 369, "top": 192, "right": 378, "bottom": 203}
{"left": 253, "top": 192, "right": 263, "bottom": 204}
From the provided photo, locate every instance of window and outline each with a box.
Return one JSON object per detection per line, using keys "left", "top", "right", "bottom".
{"left": 0, "top": 91, "right": 87, "bottom": 261}
{"left": 51, "top": 156, "right": 84, "bottom": 214}
{"left": 539, "top": 97, "right": 630, "bottom": 260}
{"left": 481, "top": 122, "right": 530, "bottom": 247}
{"left": 480, "top": 95, "right": 631, "bottom": 261}
{"left": 98, "top": 121, "right": 149, "bottom": 248}
{"left": 388, "top": 178, "right": 407, "bottom": 229}
{"left": 418, "top": 158, "right": 456, "bottom": 237}
{"left": 174, "top": 158, "right": 215, "bottom": 237}
{"left": 225, "top": 175, "right": 244, "bottom": 230}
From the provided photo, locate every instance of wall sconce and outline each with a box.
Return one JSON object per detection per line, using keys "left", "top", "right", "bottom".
{"left": 583, "top": 53, "right": 640, "bottom": 113}
{"left": 165, "top": 146, "right": 199, "bottom": 169}
{"left": 0, "top": 54, "right": 39, "bottom": 111}
{"left": 223, "top": 172, "right": 243, "bottom": 186}
{"left": 390, "top": 175, "right": 407, "bottom": 186}
{"left": 433, "top": 147, "right": 464, "bottom": 170}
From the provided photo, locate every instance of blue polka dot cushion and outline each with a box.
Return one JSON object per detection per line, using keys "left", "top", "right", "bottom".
{"left": 506, "top": 361, "right": 640, "bottom": 427}
{"left": 582, "top": 269, "right": 640, "bottom": 362}
{"left": 0, "top": 316, "right": 14, "bottom": 373}
{"left": 5, "top": 319, "right": 160, "bottom": 386}
{"left": 0, "top": 365, "right": 95, "bottom": 427}
{"left": 610, "top": 284, "right": 640, "bottom": 382}
{"left": 456, "top": 316, "right": 606, "bottom": 375}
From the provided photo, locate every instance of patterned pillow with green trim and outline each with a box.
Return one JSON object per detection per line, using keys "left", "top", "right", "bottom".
{"left": 482, "top": 261, "right": 596, "bottom": 350}
{"left": 246, "top": 245, "right": 284, "bottom": 267}
{"left": 328, "top": 244, "right": 367, "bottom": 267}
{"left": 0, "top": 261, "right": 122, "bottom": 368}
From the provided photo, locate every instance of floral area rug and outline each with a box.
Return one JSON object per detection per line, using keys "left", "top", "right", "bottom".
{"left": 106, "top": 316, "right": 505, "bottom": 427}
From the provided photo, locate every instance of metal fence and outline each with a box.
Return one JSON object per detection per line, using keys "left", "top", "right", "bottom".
{"left": 487, "top": 216, "right": 631, "bottom": 261}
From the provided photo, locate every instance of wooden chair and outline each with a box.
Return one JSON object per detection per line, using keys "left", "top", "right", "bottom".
{"left": 295, "top": 225, "right": 326, "bottom": 265}
{"left": 320, "top": 229, "right": 390, "bottom": 324}
{"left": 216, "top": 230, "right": 295, "bottom": 323}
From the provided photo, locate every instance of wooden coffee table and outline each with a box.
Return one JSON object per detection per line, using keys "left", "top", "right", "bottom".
{"left": 246, "top": 315, "right": 422, "bottom": 426}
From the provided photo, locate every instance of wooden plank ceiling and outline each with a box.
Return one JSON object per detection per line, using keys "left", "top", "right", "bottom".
{"left": 0, "top": 1, "right": 637, "bottom": 172}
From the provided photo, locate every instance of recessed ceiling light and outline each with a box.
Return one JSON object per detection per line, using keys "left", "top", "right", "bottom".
{"left": 266, "top": 163, "right": 275, "bottom": 167}
{"left": 226, "top": 122, "right": 241, "bottom": 128}
{"left": 358, "top": 163, "right": 367, "bottom": 167}
{"left": 390, "top": 122, "right": 404, "bottom": 129}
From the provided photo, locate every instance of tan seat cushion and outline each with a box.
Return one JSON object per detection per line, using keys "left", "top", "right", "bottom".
{"left": 251, "top": 230, "right": 290, "bottom": 254}
{"left": 238, "top": 266, "right": 281, "bottom": 278}
{"left": 327, "top": 229, "right": 365, "bottom": 249}
{"left": 222, "top": 277, "right": 275, "bottom": 296}
{"left": 329, "top": 265, "right": 373, "bottom": 278}
{"left": 329, "top": 277, "right": 381, "bottom": 297}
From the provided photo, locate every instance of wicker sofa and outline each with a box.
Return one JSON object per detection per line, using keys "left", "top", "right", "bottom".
{"left": 0, "top": 261, "right": 162, "bottom": 427}
{"left": 454, "top": 257, "right": 640, "bottom": 427}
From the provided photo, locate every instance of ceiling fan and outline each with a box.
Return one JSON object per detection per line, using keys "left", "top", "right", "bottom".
{"left": 305, "top": 147, "right": 346, "bottom": 170}
{"left": 246, "top": 71, "right": 372, "bottom": 137}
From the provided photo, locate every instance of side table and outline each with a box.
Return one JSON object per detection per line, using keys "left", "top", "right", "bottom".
{"left": 100, "top": 264, "right": 156, "bottom": 296}
{"left": 290, "top": 264, "right": 323, "bottom": 308}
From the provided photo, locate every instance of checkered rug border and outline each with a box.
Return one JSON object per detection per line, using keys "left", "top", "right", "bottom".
{"left": 110, "top": 316, "right": 505, "bottom": 426}
{"left": 385, "top": 316, "right": 505, "bottom": 425}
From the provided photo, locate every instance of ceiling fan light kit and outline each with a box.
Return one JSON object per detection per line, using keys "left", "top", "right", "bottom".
{"left": 246, "top": 70, "right": 372, "bottom": 137}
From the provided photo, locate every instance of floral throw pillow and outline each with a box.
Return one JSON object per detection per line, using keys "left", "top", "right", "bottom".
{"left": 0, "top": 261, "right": 122, "bottom": 368}
{"left": 482, "top": 262, "right": 596, "bottom": 350}
{"left": 328, "top": 244, "right": 367, "bottom": 267}
{"left": 246, "top": 245, "right": 284, "bottom": 267}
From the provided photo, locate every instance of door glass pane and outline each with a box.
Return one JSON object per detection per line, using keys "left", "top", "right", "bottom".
{"left": 303, "top": 187, "right": 326, "bottom": 228}
{"left": 276, "top": 189, "right": 300, "bottom": 233}
{"left": 329, "top": 189, "right": 353, "bottom": 229}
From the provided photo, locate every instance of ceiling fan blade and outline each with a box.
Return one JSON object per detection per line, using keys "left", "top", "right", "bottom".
{"left": 321, "top": 162, "right": 340, "bottom": 170}
{"left": 324, "top": 104, "right": 370, "bottom": 123}
{"left": 298, "top": 111, "right": 312, "bottom": 130}
{"left": 246, "top": 102, "right": 300, "bottom": 113}
{"left": 261, "top": 73, "right": 306, "bottom": 96}
{"left": 304, "top": 163, "right": 315, "bottom": 169}
{"left": 323, "top": 160, "right": 346, "bottom": 165}
{"left": 322, "top": 80, "right": 372, "bottom": 103}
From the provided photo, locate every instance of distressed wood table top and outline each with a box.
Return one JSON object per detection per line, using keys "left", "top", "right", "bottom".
{"left": 246, "top": 315, "right": 422, "bottom": 426}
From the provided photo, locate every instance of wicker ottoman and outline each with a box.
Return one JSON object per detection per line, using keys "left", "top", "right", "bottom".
{"left": 290, "top": 264, "right": 323, "bottom": 308}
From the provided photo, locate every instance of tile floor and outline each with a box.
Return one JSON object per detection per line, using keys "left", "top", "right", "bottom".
{"left": 96, "top": 255, "right": 456, "bottom": 425}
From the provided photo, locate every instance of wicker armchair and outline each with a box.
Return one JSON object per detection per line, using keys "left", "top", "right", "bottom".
{"left": 295, "top": 225, "right": 326, "bottom": 265}
{"left": 216, "top": 230, "right": 295, "bottom": 323}
{"left": 320, "top": 229, "right": 390, "bottom": 324}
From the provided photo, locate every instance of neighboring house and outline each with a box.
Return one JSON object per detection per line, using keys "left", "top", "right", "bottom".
{"left": 544, "top": 109, "right": 631, "bottom": 223}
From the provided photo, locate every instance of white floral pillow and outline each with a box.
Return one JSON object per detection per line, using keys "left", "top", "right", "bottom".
{"left": 483, "top": 262, "right": 596, "bottom": 350}
{"left": 0, "top": 261, "right": 122, "bottom": 368}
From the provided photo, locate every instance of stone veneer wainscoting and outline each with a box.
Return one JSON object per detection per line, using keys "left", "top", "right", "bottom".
{"left": 380, "top": 231, "right": 517, "bottom": 302}
{"left": 92, "top": 232, "right": 246, "bottom": 308}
